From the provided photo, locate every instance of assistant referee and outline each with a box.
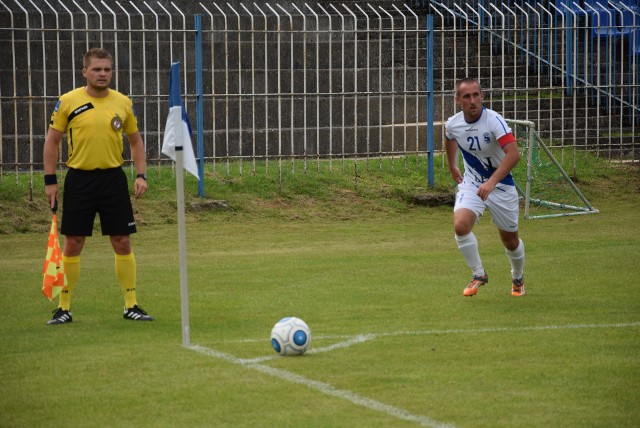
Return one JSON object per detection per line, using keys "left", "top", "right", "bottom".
{"left": 43, "top": 48, "right": 153, "bottom": 324}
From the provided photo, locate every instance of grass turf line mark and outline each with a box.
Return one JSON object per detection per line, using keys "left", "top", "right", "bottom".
{"left": 376, "top": 322, "right": 640, "bottom": 338}
{"left": 241, "top": 334, "right": 377, "bottom": 363}
{"left": 223, "top": 321, "right": 640, "bottom": 344}
{"left": 188, "top": 344, "right": 455, "bottom": 428}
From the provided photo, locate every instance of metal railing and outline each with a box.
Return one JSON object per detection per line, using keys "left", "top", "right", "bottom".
{"left": 0, "top": 0, "right": 638, "bottom": 187}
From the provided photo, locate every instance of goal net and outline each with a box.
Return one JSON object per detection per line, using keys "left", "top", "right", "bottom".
{"left": 506, "top": 119, "right": 599, "bottom": 219}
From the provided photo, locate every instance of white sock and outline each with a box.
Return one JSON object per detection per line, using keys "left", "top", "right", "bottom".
{"left": 505, "top": 239, "right": 525, "bottom": 279}
{"left": 455, "top": 232, "right": 485, "bottom": 277}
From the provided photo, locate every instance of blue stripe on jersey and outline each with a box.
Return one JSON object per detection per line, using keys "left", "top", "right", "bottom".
{"left": 494, "top": 114, "right": 510, "bottom": 136}
{"left": 459, "top": 146, "right": 514, "bottom": 186}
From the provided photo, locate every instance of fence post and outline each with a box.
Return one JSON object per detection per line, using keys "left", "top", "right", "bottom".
{"left": 380, "top": 6, "right": 395, "bottom": 171}
{"left": 426, "top": 14, "right": 434, "bottom": 188}
{"left": 292, "top": 4, "right": 308, "bottom": 173}
{"left": 195, "top": 14, "right": 205, "bottom": 197}
{"left": 212, "top": 3, "right": 231, "bottom": 175}
{"left": 228, "top": 3, "right": 244, "bottom": 176}
{"left": 265, "top": 3, "right": 283, "bottom": 188}
{"left": 276, "top": 4, "right": 295, "bottom": 175}
{"left": 305, "top": 3, "right": 321, "bottom": 172}
{"left": 491, "top": 4, "right": 506, "bottom": 115}
{"left": 40, "top": 0, "right": 61, "bottom": 97}
{"left": 14, "top": 1, "right": 33, "bottom": 196}
{"left": 405, "top": 5, "right": 420, "bottom": 170}
{"left": 366, "top": 4, "right": 382, "bottom": 170}
{"left": 241, "top": 4, "right": 257, "bottom": 175}
{"left": 429, "top": 4, "right": 445, "bottom": 169}
{"left": 253, "top": 3, "right": 269, "bottom": 175}
{"left": 565, "top": 8, "right": 574, "bottom": 96}
{"left": 330, "top": 4, "right": 346, "bottom": 172}
{"left": 454, "top": 4, "right": 470, "bottom": 79}
{"left": 477, "top": 3, "right": 494, "bottom": 109}
{"left": 344, "top": 4, "right": 359, "bottom": 175}
{"left": 87, "top": 0, "right": 104, "bottom": 47}
{"left": 129, "top": 2, "right": 149, "bottom": 172}
{"left": 318, "top": 4, "right": 334, "bottom": 173}
{"left": 101, "top": 1, "right": 119, "bottom": 90}
{"left": 143, "top": 2, "right": 162, "bottom": 171}
{"left": 392, "top": 4, "right": 408, "bottom": 170}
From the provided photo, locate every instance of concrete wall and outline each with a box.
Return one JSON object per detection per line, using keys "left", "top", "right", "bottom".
{"left": 1, "top": 0, "right": 428, "bottom": 169}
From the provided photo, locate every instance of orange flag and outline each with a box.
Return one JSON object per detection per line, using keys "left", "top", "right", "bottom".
{"left": 42, "top": 213, "right": 67, "bottom": 300}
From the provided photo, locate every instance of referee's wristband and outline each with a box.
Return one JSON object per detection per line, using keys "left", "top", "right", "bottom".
{"left": 44, "top": 174, "right": 57, "bottom": 185}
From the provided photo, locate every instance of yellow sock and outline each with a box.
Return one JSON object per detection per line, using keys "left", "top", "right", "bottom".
{"left": 115, "top": 252, "right": 137, "bottom": 309}
{"left": 59, "top": 255, "right": 80, "bottom": 311}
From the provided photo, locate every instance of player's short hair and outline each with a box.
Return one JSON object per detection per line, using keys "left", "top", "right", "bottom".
{"left": 455, "top": 77, "right": 482, "bottom": 96}
{"left": 83, "top": 48, "right": 113, "bottom": 69}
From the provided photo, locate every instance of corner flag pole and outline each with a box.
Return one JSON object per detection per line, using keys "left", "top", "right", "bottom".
{"left": 168, "top": 62, "right": 191, "bottom": 347}
{"left": 177, "top": 133, "right": 190, "bottom": 347}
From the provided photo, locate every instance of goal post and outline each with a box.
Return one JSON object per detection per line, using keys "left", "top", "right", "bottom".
{"left": 506, "top": 119, "right": 599, "bottom": 220}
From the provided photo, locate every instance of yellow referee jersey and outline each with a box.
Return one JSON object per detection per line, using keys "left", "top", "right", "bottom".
{"left": 49, "top": 87, "right": 139, "bottom": 170}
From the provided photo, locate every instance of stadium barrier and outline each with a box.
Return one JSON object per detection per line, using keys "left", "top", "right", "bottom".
{"left": 0, "top": 0, "right": 638, "bottom": 187}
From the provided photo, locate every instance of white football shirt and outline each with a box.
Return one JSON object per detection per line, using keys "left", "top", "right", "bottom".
{"left": 445, "top": 107, "right": 516, "bottom": 187}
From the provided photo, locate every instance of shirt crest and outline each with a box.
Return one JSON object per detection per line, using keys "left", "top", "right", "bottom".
{"left": 111, "top": 114, "right": 123, "bottom": 131}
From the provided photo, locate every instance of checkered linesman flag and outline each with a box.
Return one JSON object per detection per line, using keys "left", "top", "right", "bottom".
{"left": 42, "top": 210, "right": 67, "bottom": 300}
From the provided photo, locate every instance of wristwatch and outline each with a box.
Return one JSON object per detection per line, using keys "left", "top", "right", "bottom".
{"left": 136, "top": 173, "right": 147, "bottom": 180}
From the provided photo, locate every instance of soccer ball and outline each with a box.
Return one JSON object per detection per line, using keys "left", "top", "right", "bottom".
{"left": 270, "top": 317, "right": 312, "bottom": 356}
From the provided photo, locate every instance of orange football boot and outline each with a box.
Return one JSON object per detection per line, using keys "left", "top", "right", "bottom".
{"left": 463, "top": 274, "right": 489, "bottom": 297}
{"left": 511, "top": 277, "right": 526, "bottom": 297}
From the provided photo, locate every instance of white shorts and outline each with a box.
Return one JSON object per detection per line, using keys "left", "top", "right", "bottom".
{"left": 454, "top": 181, "right": 520, "bottom": 232}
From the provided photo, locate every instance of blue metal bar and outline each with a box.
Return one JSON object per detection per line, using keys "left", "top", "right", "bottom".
{"left": 195, "top": 14, "right": 205, "bottom": 197}
{"left": 566, "top": 12, "right": 574, "bottom": 95}
{"left": 479, "top": 0, "right": 486, "bottom": 44}
{"left": 427, "top": 14, "right": 434, "bottom": 187}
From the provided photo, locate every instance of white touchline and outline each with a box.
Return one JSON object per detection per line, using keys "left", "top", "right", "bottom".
{"left": 221, "top": 321, "right": 640, "bottom": 344}
{"left": 376, "top": 322, "right": 640, "bottom": 338}
{"left": 188, "top": 344, "right": 455, "bottom": 428}
{"left": 240, "top": 334, "right": 377, "bottom": 364}
{"left": 186, "top": 322, "right": 639, "bottom": 426}
{"left": 236, "top": 322, "right": 638, "bottom": 363}
{"left": 308, "top": 333, "right": 377, "bottom": 354}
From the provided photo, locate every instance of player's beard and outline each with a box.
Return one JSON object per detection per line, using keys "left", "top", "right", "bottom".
{"left": 466, "top": 104, "right": 481, "bottom": 120}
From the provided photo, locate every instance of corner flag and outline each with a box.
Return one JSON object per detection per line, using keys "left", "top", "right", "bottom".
{"left": 42, "top": 209, "right": 66, "bottom": 300}
{"left": 162, "top": 62, "right": 192, "bottom": 347}
{"left": 161, "top": 63, "right": 199, "bottom": 180}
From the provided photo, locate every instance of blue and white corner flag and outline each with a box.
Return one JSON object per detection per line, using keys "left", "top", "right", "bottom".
{"left": 162, "top": 62, "right": 199, "bottom": 180}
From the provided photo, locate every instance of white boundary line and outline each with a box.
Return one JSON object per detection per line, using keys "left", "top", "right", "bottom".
{"left": 309, "top": 333, "right": 378, "bottom": 353}
{"left": 186, "top": 322, "right": 639, "bottom": 427}
{"left": 376, "top": 321, "right": 640, "bottom": 338}
{"left": 225, "top": 321, "right": 640, "bottom": 344}
{"left": 241, "top": 334, "right": 377, "bottom": 364}
{"left": 188, "top": 344, "right": 454, "bottom": 428}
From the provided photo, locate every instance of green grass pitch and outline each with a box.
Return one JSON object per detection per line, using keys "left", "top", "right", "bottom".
{"left": 1, "top": 158, "right": 639, "bottom": 427}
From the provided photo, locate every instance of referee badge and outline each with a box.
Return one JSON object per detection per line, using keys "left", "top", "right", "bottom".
{"left": 111, "top": 114, "right": 123, "bottom": 131}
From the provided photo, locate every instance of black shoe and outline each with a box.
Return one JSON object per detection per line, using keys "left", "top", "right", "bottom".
{"left": 47, "top": 308, "right": 72, "bottom": 325}
{"left": 123, "top": 305, "right": 154, "bottom": 321}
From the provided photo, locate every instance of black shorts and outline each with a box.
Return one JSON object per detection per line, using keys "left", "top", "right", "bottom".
{"left": 61, "top": 168, "right": 137, "bottom": 236}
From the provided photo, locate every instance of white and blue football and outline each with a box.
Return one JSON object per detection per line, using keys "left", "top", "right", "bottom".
{"left": 270, "top": 317, "right": 312, "bottom": 356}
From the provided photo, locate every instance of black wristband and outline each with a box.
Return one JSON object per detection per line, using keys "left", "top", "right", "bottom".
{"left": 44, "top": 174, "right": 58, "bottom": 185}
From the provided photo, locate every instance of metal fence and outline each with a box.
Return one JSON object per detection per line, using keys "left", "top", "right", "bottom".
{"left": 430, "top": 0, "right": 640, "bottom": 164}
{"left": 1, "top": 0, "right": 638, "bottom": 184}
